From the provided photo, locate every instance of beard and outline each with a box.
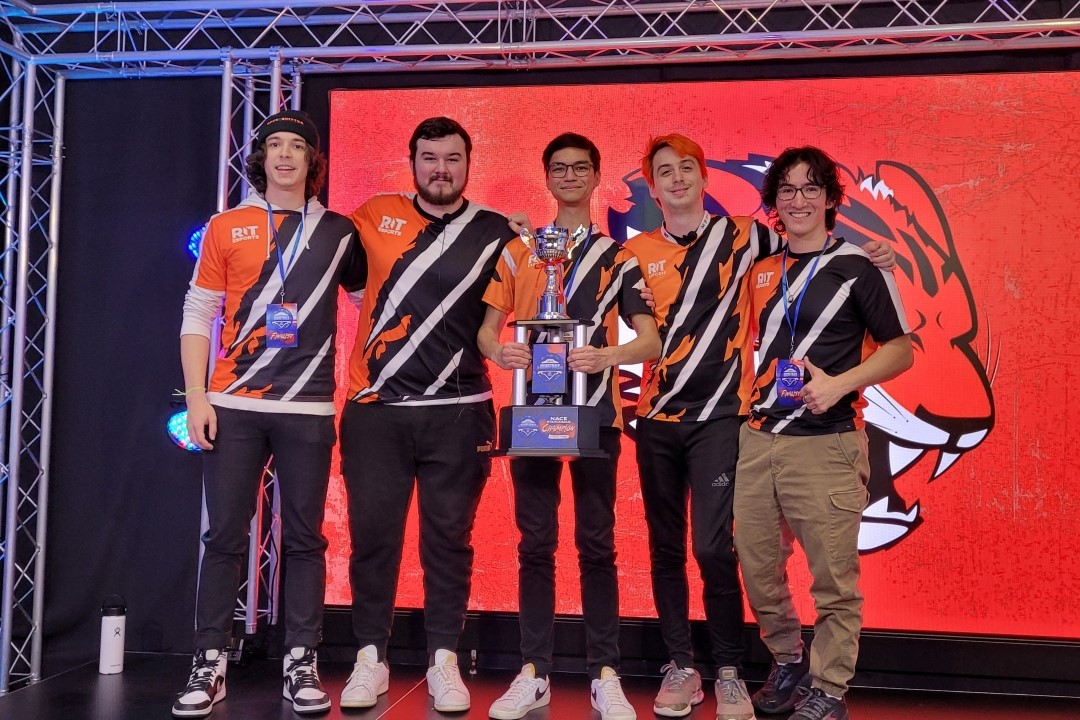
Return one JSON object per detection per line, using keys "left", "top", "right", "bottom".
{"left": 414, "top": 171, "right": 467, "bottom": 209}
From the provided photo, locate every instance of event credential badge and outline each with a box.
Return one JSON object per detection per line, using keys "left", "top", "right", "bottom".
{"left": 266, "top": 303, "right": 298, "bottom": 348}
{"left": 776, "top": 358, "right": 805, "bottom": 406}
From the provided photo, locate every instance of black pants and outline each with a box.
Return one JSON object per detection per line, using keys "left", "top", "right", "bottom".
{"left": 340, "top": 401, "right": 495, "bottom": 659}
{"left": 636, "top": 416, "right": 745, "bottom": 672}
{"left": 512, "top": 427, "right": 622, "bottom": 679}
{"left": 195, "top": 407, "right": 334, "bottom": 650}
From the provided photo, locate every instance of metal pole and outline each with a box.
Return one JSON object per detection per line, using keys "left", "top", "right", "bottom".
{"left": 0, "top": 59, "right": 37, "bottom": 695}
{"left": 215, "top": 57, "right": 233, "bottom": 213}
{"left": 240, "top": 76, "right": 253, "bottom": 201}
{"left": 512, "top": 325, "right": 527, "bottom": 406}
{"left": 30, "top": 70, "right": 65, "bottom": 682}
{"left": 0, "top": 59, "right": 24, "bottom": 501}
{"left": 572, "top": 323, "right": 587, "bottom": 405}
{"left": 199, "top": 57, "right": 234, "bottom": 614}
{"left": 269, "top": 54, "right": 282, "bottom": 113}
{"left": 289, "top": 64, "right": 301, "bottom": 111}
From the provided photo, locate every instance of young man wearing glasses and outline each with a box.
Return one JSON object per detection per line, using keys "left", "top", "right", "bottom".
{"left": 478, "top": 132, "right": 660, "bottom": 720}
{"left": 624, "top": 135, "right": 896, "bottom": 720}
{"left": 733, "top": 146, "right": 912, "bottom": 720}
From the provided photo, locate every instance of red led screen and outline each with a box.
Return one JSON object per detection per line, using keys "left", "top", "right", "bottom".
{"left": 323, "top": 74, "right": 1080, "bottom": 639}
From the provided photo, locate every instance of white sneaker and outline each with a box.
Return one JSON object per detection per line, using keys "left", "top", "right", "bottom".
{"left": 172, "top": 648, "right": 227, "bottom": 718}
{"left": 488, "top": 664, "right": 551, "bottom": 720}
{"left": 426, "top": 648, "right": 471, "bottom": 713}
{"left": 340, "top": 644, "right": 389, "bottom": 709}
{"left": 282, "top": 646, "right": 331, "bottom": 714}
{"left": 591, "top": 666, "right": 637, "bottom": 720}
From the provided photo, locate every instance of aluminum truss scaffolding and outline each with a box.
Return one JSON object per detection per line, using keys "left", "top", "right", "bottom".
{"left": 1, "top": 0, "right": 1079, "bottom": 694}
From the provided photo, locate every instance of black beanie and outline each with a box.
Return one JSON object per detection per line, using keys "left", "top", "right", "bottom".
{"left": 256, "top": 110, "right": 319, "bottom": 150}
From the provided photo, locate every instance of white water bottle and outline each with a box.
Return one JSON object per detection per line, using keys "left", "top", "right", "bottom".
{"left": 99, "top": 596, "right": 126, "bottom": 674}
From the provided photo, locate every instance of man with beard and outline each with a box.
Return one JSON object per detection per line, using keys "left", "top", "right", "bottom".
{"left": 337, "top": 117, "right": 517, "bottom": 715}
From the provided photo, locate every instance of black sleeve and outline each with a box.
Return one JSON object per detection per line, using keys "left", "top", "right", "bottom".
{"left": 339, "top": 229, "right": 368, "bottom": 292}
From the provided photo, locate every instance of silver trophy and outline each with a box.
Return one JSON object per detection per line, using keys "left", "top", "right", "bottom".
{"left": 519, "top": 224, "right": 588, "bottom": 320}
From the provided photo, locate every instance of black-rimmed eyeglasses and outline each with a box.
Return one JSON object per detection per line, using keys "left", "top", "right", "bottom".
{"left": 777, "top": 184, "right": 823, "bottom": 201}
{"left": 548, "top": 162, "right": 594, "bottom": 178}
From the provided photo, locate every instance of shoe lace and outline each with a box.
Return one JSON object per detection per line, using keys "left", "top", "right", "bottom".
{"left": 798, "top": 689, "right": 833, "bottom": 716}
{"left": 348, "top": 657, "right": 380, "bottom": 685}
{"left": 719, "top": 677, "right": 749, "bottom": 705}
{"left": 286, "top": 651, "right": 321, "bottom": 690}
{"left": 501, "top": 676, "right": 540, "bottom": 704}
{"left": 595, "top": 677, "right": 629, "bottom": 708}
{"left": 660, "top": 664, "right": 695, "bottom": 692}
{"left": 185, "top": 651, "right": 221, "bottom": 692}
{"left": 431, "top": 662, "right": 463, "bottom": 688}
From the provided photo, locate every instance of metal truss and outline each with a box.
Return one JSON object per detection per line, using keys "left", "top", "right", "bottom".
{"left": 1, "top": 0, "right": 1080, "bottom": 79}
{"left": 1, "top": 0, "right": 1079, "bottom": 696}
{"left": 0, "top": 56, "right": 63, "bottom": 692}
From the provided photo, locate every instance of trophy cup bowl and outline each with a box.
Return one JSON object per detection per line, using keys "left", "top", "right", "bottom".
{"left": 519, "top": 225, "right": 586, "bottom": 320}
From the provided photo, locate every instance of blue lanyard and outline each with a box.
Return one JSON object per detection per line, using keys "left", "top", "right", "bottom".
{"left": 562, "top": 225, "right": 594, "bottom": 298}
{"left": 780, "top": 236, "right": 829, "bottom": 357}
{"left": 268, "top": 203, "right": 306, "bottom": 303}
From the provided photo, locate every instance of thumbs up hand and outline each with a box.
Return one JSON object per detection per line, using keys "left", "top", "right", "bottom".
{"left": 800, "top": 357, "right": 844, "bottom": 414}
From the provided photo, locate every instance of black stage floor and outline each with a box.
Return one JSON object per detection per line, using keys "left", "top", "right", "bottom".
{"left": 1, "top": 653, "right": 1076, "bottom": 720}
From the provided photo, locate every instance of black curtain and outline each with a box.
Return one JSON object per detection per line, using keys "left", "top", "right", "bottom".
{"left": 45, "top": 76, "right": 219, "bottom": 674}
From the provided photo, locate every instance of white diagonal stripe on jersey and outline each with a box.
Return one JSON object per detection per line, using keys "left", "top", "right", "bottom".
{"left": 696, "top": 357, "right": 740, "bottom": 421}
{"left": 768, "top": 276, "right": 857, "bottom": 433}
{"left": 425, "top": 348, "right": 463, "bottom": 396}
{"left": 280, "top": 335, "right": 333, "bottom": 401}
{"left": 649, "top": 222, "right": 752, "bottom": 418}
{"left": 564, "top": 234, "right": 607, "bottom": 306}
{"left": 360, "top": 235, "right": 505, "bottom": 397}
{"left": 224, "top": 224, "right": 351, "bottom": 394}
{"left": 587, "top": 367, "right": 611, "bottom": 407}
{"left": 580, "top": 254, "right": 630, "bottom": 347}
{"left": 364, "top": 203, "right": 480, "bottom": 353}
{"left": 501, "top": 244, "right": 519, "bottom": 276}
{"left": 228, "top": 209, "right": 323, "bottom": 353}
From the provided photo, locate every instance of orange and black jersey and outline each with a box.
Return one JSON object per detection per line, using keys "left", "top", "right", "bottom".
{"left": 186, "top": 194, "right": 363, "bottom": 413}
{"left": 482, "top": 226, "right": 651, "bottom": 430}
{"left": 625, "top": 214, "right": 780, "bottom": 423}
{"left": 347, "top": 193, "right": 517, "bottom": 405}
{"left": 747, "top": 238, "right": 909, "bottom": 435}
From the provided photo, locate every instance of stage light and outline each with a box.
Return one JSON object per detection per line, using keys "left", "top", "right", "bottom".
{"left": 188, "top": 225, "right": 207, "bottom": 259}
{"left": 167, "top": 411, "right": 201, "bottom": 453}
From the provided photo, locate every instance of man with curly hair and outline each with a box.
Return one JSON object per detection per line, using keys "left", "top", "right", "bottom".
{"left": 735, "top": 146, "right": 912, "bottom": 720}
{"left": 176, "top": 110, "right": 364, "bottom": 718}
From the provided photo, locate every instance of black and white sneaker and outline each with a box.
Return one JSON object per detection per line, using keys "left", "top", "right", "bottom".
{"left": 283, "top": 646, "right": 331, "bottom": 714}
{"left": 172, "top": 648, "right": 227, "bottom": 718}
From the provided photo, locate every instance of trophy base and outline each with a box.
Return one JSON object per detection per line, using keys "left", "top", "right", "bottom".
{"left": 493, "top": 405, "right": 607, "bottom": 460}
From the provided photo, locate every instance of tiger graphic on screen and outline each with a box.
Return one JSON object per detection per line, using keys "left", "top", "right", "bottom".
{"left": 608, "top": 155, "right": 996, "bottom": 552}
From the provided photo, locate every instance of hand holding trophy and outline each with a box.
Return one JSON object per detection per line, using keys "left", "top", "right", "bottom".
{"left": 495, "top": 224, "right": 605, "bottom": 458}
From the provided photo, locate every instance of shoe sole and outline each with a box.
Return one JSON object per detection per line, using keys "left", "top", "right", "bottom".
{"left": 432, "top": 701, "right": 471, "bottom": 712}
{"left": 489, "top": 691, "right": 551, "bottom": 720}
{"left": 653, "top": 689, "right": 704, "bottom": 718}
{"left": 282, "top": 684, "right": 332, "bottom": 714}
{"left": 590, "top": 697, "right": 637, "bottom": 720}
{"left": 171, "top": 686, "right": 227, "bottom": 718}
{"left": 340, "top": 680, "right": 389, "bottom": 708}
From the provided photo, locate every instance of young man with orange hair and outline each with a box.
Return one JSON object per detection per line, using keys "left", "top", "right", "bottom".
{"left": 625, "top": 135, "right": 895, "bottom": 720}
